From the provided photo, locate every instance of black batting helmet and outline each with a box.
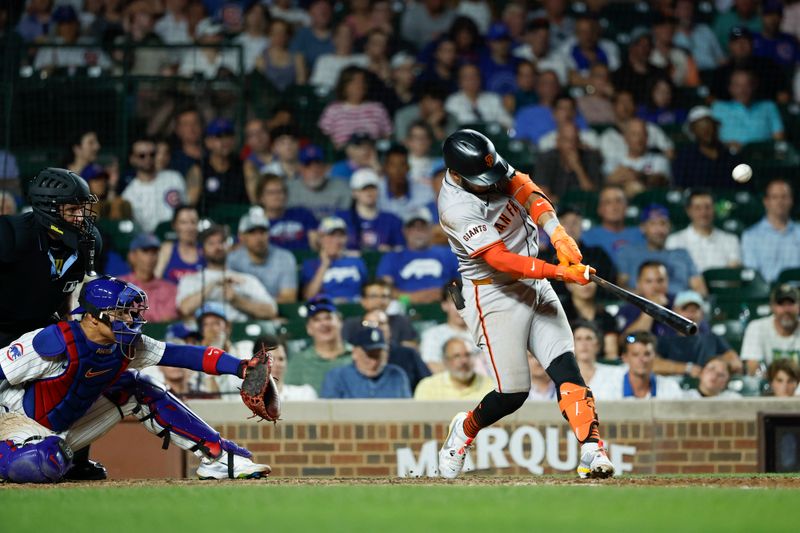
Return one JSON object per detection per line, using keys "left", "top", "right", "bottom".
{"left": 28, "top": 167, "right": 98, "bottom": 249}
{"left": 442, "top": 129, "right": 515, "bottom": 187}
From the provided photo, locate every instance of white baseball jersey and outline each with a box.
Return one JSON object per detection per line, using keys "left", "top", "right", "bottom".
{"left": 438, "top": 170, "right": 540, "bottom": 280}
{"left": 122, "top": 170, "right": 187, "bottom": 233}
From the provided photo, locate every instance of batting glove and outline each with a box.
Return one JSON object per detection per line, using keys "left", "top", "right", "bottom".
{"left": 551, "top": 225, "right": 583, "bottom": 265}
{"left": 555, "top": 263, "right": 595, "bottom": 285}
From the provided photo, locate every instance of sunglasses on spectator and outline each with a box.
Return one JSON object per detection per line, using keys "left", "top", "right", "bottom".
{"left": 135, "top": 151, "right": 156, "bottom": 159}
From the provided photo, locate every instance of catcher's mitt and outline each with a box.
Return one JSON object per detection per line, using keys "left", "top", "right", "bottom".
{"left": 240, "top": 346, "right": 281, "bottom": 423}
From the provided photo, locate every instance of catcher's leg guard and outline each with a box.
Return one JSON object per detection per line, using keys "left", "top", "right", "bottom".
{"left": 104, "top": 371, "right": 251, "bottom": 460}
{"left": 0, "top": 413, "right": 73, "bottom": 483}
{"left": 546, "top": 352, "right": 600, "bottom": 444}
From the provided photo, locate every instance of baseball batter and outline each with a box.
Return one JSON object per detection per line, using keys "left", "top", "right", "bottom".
{"left": 0, "top": 276, "right": 275, "bottom": 483}
{"left": 436, "top": 129, "right": 615, "bottom": 479}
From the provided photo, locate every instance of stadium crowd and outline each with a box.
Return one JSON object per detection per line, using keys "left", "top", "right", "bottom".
{"left": 1, "top": 0, "right": 800, "bottom": 402}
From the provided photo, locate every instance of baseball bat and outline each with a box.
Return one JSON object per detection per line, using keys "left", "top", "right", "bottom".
{"left": 590, "top": 274, "right": 698, "bottom": 336}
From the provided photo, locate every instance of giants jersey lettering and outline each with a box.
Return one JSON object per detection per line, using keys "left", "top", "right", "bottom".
{"left": 438, "top": 171, "right": 539, "bottom": 280}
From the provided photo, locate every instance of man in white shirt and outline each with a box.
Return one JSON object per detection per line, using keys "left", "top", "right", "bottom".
{"left": 122, "top": 137, "right": 186, "bottom": 233}
{"left": 444, "top": 63, "right": 514, "bottom": 129}
{"left": 595, "top": 331, "right": 684, "bottom": 399}
{"left": 605, "top": 118, "right": 671, "bottom": 197}
{"left": 666, "top": 189, "right": 741, "bottom": 272}
{"left": 176, "top": 224, "right": 277, "bottom": 322}
{"left": 419, "top": 285, "right": 481, "bottom": 374}
{"left": 740, "top": 285, "right": 800, "bottom": 375}
{"left": 154, "top": 0, "right": 191, "bottom": 44}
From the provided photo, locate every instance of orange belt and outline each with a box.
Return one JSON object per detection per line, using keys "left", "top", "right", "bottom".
{"left": 470, "top": 278, "right": 494, "bottom": 285}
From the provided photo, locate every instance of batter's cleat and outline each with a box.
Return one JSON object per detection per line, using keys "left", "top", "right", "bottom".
{"left": 197, "top": 454, "right": 271, "bottom": 480}
{"left": 63, "top": 459, "right": 107, "bottom": 481}
{"left": 438, "top": 412, "right": 473, "bottom": 479}
{"left": 578, "top": 440, "right": 615, "bottom": 479}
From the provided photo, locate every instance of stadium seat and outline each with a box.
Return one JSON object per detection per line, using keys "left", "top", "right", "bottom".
{"left": 154, "top": 220, "right": 175, "bottom": 242}
{"left": 776, "top": 268, "right": 800, "bottom": 288}
{"left": 142, "top": 322, "right": 169, "bottom": 340}
{"left": 703, "top": 267, "right": 770, "bottom": 301}
{"left": 710, "top": 320, "right": 746, "bottom": 352}
{"left": 629, "top": 189, "right": 688, "bottom": 227}
{"left": 505, "top": 139, "right": 536, "bottom": 173}
{"left": 709, "top": 297, "right": 770, "bottom": 323}
{"left": 407, "top": 303, "right": 446, "bottom": 323}
{"left": 714, "top": 190, "right": 764, "bottom": 228}
{"left": 739, "top": 141, "right": 800, "bottom": 190}
{"left": 559, "top": 189, "right": 599, "bottom": 218}
{"left": 96, "top": 218, "right": 142, "bottom": 256}
{"left": 207, "top": 203, "right": 252, "bottom": 231}
{"left": 231, "top": 321, "right": 279, "bottom": 344}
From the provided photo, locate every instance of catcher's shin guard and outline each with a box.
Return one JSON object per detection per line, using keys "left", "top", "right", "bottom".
{"left": 0, "top": 413, "right": 73, "bottom": 483}
{"left": 104, "top": 371, "right": 251, "bottom": 460}
{"left": 547, "top": 352, "right": 600, "bottom": 444}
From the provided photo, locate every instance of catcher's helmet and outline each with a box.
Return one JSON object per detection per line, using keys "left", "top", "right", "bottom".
{"left": 442, "top": 129, "right": 515, "bottom": 187}
{"left": 28, "top": 168, "right": 98, "bottom": 249}
{"left": 71, "top": 276, "right": 149, "bottom": 349}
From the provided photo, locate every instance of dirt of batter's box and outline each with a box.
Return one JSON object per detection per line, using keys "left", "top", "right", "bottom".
{"left": 4, "top": 475, "right": 800, "bottom": 490}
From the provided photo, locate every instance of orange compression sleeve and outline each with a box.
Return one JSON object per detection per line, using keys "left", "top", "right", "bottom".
{"left": 480, "top": 241, "right": 558, "bottom": 279}
{"left": 506, "top": 172, "right": 555, "bottom": 221}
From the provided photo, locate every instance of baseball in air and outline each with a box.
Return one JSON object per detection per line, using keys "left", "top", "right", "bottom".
{"left": 732, "top": 163, "right": 752, "bottom": 183}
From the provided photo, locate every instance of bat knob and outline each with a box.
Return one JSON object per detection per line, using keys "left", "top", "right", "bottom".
{"left": 685, "top": 322, "right": 699, "bottom": 336}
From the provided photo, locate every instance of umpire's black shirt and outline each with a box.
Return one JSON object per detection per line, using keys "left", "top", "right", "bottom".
{"left": 0, "top": 212, "right": 103, "bottom": 346}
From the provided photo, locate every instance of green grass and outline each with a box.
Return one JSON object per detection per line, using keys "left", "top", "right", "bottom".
{"left": 2, "top": 483, "right": 799, "bottom": 533}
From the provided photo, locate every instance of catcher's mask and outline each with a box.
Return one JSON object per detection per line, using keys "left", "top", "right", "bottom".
{"left": 71, "top": 276, "right": 148, "bottom": 350}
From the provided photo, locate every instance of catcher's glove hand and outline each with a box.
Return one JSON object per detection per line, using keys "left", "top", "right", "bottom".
{"left": 239, "top": 346, "right": 281, "bottom": 423}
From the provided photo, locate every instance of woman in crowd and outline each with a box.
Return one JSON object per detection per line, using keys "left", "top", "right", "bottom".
{"left": 637, "top": 76, "right": 687, "bottom": 127}
{"left": 234, "top": 3, "right": 271, "bottom": 73}
{"left": 572, "top": 321, "right": 624, "bottom": 400}
{"left": 562, "top": 280, "right": 619, "bottom": 360}
{"left": 257, "top": 18, "right": 306, "bottom": 91}
{"left": 155, "top": 204, "right": 205, "bottom": 284}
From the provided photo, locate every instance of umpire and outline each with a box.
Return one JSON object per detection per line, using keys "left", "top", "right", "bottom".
{"left": 0, "top": 167, "right": 106, "bottom": 480}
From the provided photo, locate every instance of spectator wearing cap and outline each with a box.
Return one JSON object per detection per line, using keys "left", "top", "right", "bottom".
{"left": 560, "top": 16, "right": 621, "bottom": 89}
{"left": 712, "top": 0, "right": 762, "bottom": 52}
{"left": 400, "top": 0, "right": 456, "bottom": 50}
{"left": 33, "top": 5, "right": 112, "bottom": 72}
{"left": 414, "top": 337, "right": 493, "bottom": 400}
{"left": 287, "top": 143, "right": 351, "bottom": 220}
{"left": 258, "top": 334, "right": 318, "bottom": 402}
{"left": 741, "top": 284, "right": 800, "bottom": 375}
{"left": 378, "top": 145, "right": 435, "bottom": 220}
{"left": 605, "top": 118, "right": 672, "bottom": 197}
{"left": 336, "top": 168, "right": 404, "bottom": 252}
{"left": 227, "top": 207, "right": 297, "bottom": 303}
{"left": 582, "top": 185, "right": 646, "bottom": 265}
{"left": 513, "top": 19, "right": 568, "bottom": 85}
{"left": 178, "top": 18, "right": 240, "bottom": 78}
{"left": 342, "top": 279, "right": 420, "bottom": 350}
{"left": 301, "top": 217, "right": 368, "bottom": 303}
{"left": 329, "top": 132, "right": 380, "bottom": 181}
{"left": 310, "top": 22, "right": 368, "bottom": 91}
{"left": 682, "top": 358, "right": 741, "bottom": 399}
{"left": 673, "top": 0, "right": 727, "bottom": 72}
{"left": 753, "top": 0, "right": 800, "bottom": 70}
{"left": 361, "top": 308, "right": 430, "bottom": 391}
{"left": 194, "top": 302, "right": 255, "bottom": 397}
{"left": 666, "top": 189, "right": 742, "bottom": 272}
{"left": 711, "top": 68, "right": 785, "bottom": 150}
{"left": 649, "top": 15, "right": 700, "bottom": 88}
{"left": 612, "top": 28, "right": 669, "bottom": 105}
{"left": 320, "top": 324, "right": 411, "bottom": 399}
{"left": 617, "top": 204, "right": 705, "bottom": 295}
{"left": 119, "top": 234, "right": 178, "bottom": 323}
{"left": 289, "top": 0, "right": 335, "bottom": 70}
{"left": 405, "top": 121, "right": 444, "bottom": 190}
{"left": 256, "top": 173, "right": 318, "bottom": 251}
{"left": 595, "top": 331, "right": 684, "bottom": 400}
{"left": 710, "top": 26, "right": 790, "bottom": 102}
{"left": 176, "top": 224, "right": 278, "bottom": 322}
{"left": 742, "top": 178, "right": 800, "bottom": 284}
{"left": 376, "top": 207, "right": 459, "bottom": 304}
{"left": 285, "top": 295, "right": 353, "bottom": 393}
{"left": 671, "top": 107, "right": 744, "bottom": 189}
{"left": 419, "top": 283, "right": 481, "bottom": 373}
{"left": 617, "top": 261, "right": 677, "bottom": 337}
{"left": 656, "top": 290, "right": 742, "bottom": 377}
{"left": 395, "top": 83, "right": 459, "bottom": 143}
{"left": 765, "top": 359, "right": 800, "bottom": 397}
{"left": 185, "top": 118, "right": 248, "bottom": 213}
{"left": 476, "top": 23, "right": 520, "bottom": 96}
{"left": 121, "top": 136, "right": 186, "bottom": 233}
{"left": 318, "top": 66, "right": 393, "bottom": 149}
{"left": 445, "top": 63, "right": 514, "bottom": 130}
{"left": 261, "top": 125, "right": 301, "bottom": 181}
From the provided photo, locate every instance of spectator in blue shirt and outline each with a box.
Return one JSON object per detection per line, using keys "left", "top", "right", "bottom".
{"left": 513, "top": 70, "right": 562, "bottom": 144}
{"left": 288, "top": 0, "right": 334, "bottom": 69}
{"left": 741, "top": 178, "right": 800, "bottom": 284}
{"left": 377, "top": 207, "right": 459, "bottom": 304}
{"left": 336, "top": 168, "right": 405, "bottom": 252}
{"left": 711, "top": 68, "right": 785, "bottom": 150}
{"left": 753, "top": 0, "right": 800, "bottom": 70}
{"left": 321, "top": 325, "right": 412, "bottom": 399}
{"left": 378, "top": 144, "right": 434, "bottom": 219}
{"left": 301, "top": 216, "right": 368, "bottom": 303}
{"left": 478, "top": 23, "right": 519, "bottom": 95}
{"left": 616, "top": 204, "right": 706, "bottom": 295}
{"left": 581, "top": 185, "right": 645, "bottom": 265}
{"left": 329, "top": 133, "right": 380, "bottom": 181}
{"left": 617, "top": 261, "right": 676, "bottom": 338}
{"left": 257, "top": 173, "right": 318, "bottom": 251}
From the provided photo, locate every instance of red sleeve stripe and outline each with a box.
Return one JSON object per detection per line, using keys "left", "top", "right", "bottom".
{"left": 202, "top": 347, "right": 224, "bottom": 375}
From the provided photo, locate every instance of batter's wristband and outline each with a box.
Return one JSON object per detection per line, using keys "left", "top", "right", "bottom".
{"left": 530, "top": 258, "right": 558, "bottom": 280}
{"left": 542, "top": 218, "right": 560, "bottom": 237}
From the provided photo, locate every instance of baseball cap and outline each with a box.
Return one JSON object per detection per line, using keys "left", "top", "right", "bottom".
{"left": 687, "top": 106, "right": 719, "bottom": 125}
{"left": 402, "top": 207, "right": 433, "bottom": 226}
{"left": 347, "top": 132, "right": 375, "bottom": 146}
{"left": 196, "top": 18, "right": 224, "bottom": 39}
{"left": 772, "top": 284, "right": 799, "bottom": 304}
{"left": 52, "top": 5, "right": 78, "bottom": 23}
{"left": 629, "top": 27, "right": 651, "bottom": 45}
{"left": 305, "top": 295, "right": 337, "bottom": 319}
{"left": 206, "top": 118, "right": 234, "bottom": 137}
{"left": 350, "top": 168, "right": 381, "bottom": 190}
{"left": 640, "top": 204, "right": 670, "bottom": 223}
{"left": 166, "top": 323, "right": 200, "bottom": 342}
{"left": 299, "top": 144, "right": 324, "bottom": 165}
{"left": 129, "top": 233, "right": 161, "bottom": 252}
{"left": 486, "top": 23, "right": 511, "bottom": 41}
{"left": 674, "top": 290, "right": 705, "bottom": 309}
{"left": 195, "top": 301, "right": 229, "bottom": 322}
{"left": 238, "top": 207, "right": 270, "bottom": 233}
{"left": 763, "top": 0, "right": 784, "bottom": 15}
{"left": 81, "top": 163, "right": 109, "bottom": 181}
{"left": 729, "top": 26, "right": 752, "bottom": 41}
{"left": 318, "top": 216, "right": 347, "bottom": 234}
{"left": 390, "top": 52, "right": 415, "bottom": 70}
{"left": 351, "top": 325, "right": 387, "bottom": 351}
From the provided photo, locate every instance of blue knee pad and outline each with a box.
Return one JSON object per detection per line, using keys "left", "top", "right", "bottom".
{"left": 0, "top": 436, "right": 73, "bottom": 483}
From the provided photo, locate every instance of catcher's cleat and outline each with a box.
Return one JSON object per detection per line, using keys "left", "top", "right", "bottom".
{"left": 63, "top": 459, "right": 107, "bottom": 481}
{"left": 438, "top": 412, "right": 473, "bottom": 479}
{"left": 577, "top": 440, "right": 615, "bottom": 479}
{"left": 197, "top": 454, "right": 271, "bottom": 480}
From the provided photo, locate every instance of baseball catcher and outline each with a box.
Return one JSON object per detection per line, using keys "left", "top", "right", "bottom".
{"left": 0, "top": 275, "right": 279, "bottom": 483}
{"left": 436, "top": 129, "right": 615, "bottom": 479}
